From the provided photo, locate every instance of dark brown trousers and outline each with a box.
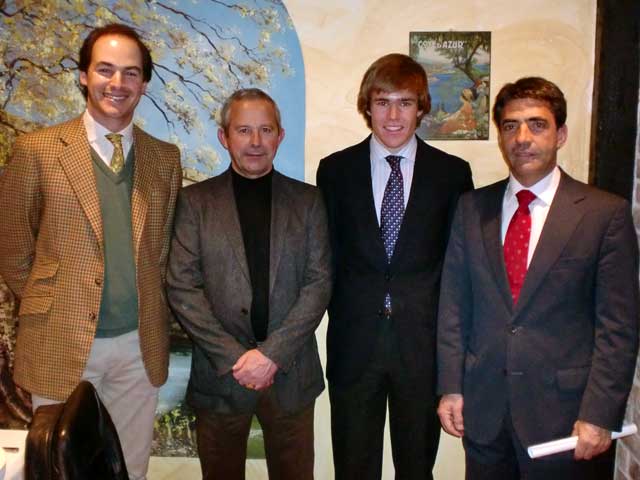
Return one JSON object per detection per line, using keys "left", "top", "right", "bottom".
{"left": 195, "top": 388, "right": 315, "bottom": 480}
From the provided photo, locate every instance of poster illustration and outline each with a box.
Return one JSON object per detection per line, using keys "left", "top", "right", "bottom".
{"left": 410, "top": 31, "right": 491, "bottom": 140}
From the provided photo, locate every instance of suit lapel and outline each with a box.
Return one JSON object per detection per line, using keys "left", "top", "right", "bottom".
{"left": 130, "top": 126, "right": 154, "bottom": 265}
{"left": 57, "top": 117, "right": 104, "bottom": 252}
{"left": 480, "top": 180, "right": 514, "bottom": 312}
{"left": 354, "top": 139, "right": 388, "bottom": 266}
{"left": 269, "top": 172, "right": 289, "bottom": 295}
{"left": 392, "top": 139, "right": 428, "bottom": 264}
{"left": 218, "top": 170, "right": 251, "bottom": 283}
{"left": 514, "top": 174, "right": 587, "bottom": 315}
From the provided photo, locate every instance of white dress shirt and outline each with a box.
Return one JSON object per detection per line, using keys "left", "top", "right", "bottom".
{"left": 82, "top": 110, "right": 134, "bottom": 167}
{"left": 370, "top": 134, "right": 417, "bottom": 224}
{"left": 501, "top": 166, "right": 561, "bottom": 266}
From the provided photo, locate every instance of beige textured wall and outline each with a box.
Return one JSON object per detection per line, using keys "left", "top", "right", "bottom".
{"left": 283, "top": 1, "right": 597, "bottom": 478}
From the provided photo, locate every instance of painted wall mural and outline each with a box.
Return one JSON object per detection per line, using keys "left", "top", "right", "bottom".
{"left": 0, "top": 0, "right": 305, "bottom": 461}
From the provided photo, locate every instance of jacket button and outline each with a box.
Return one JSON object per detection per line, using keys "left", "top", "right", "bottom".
{"left": 89, "top": 312, "right": 97, "bottom": 321}
{"left": 542, "top": 373, "right": 555, "bottom": 386}
{"left": 241, "top": 308, "right": 248, "bottom": 315}
{"left": 94, "top": 278, "right": 102, "bottom": 286}
{"left": 248, "top": 339, "right": 257, "bottom": 347}
{"left": 377, "top": 309, "right": 383, "bottom": 317}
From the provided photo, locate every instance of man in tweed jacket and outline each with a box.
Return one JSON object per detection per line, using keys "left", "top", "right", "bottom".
{"left": 0, "top": 24, "right": 181, "bottom": 480}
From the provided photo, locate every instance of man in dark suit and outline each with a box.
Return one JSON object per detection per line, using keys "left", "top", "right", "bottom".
{"left": 317, "top": 53, "right": 473, "bottom": 480}
{"left": 167, "top": 88, "right": 331, "bottom": 480}
{"left": 0, "top": 24, "right": 181, "bottom": 479}
{"left": 437, "top": 77, "right": 639, "bottom": 479}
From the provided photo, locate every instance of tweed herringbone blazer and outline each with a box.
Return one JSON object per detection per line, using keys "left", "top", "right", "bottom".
{"left": 167, "top": 169, "right": 332, "bottom": 414}
{"left": 0, "top": 116, "right": 182, "bottom": 400}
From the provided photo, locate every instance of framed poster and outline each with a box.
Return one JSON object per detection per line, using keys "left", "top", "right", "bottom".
{"left": 410, "top": 31, "right": 491, "bottom": 140}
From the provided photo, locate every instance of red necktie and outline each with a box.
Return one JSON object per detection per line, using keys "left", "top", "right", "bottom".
{"left": 504, "top": 189, "right": 536, "bottom": 305}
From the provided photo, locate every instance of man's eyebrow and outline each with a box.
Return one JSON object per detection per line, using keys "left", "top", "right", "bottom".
{"left": 525, "top": 116, "right": 549, "bottom": 123}
{"left": 374, "top": 96, "right": 416, "bottom": 102}
{"left": 94, "top": 61, "right": 142, "bottom": 72}
{"left": 501, "top": 116, "right": 549, "bottom": 124}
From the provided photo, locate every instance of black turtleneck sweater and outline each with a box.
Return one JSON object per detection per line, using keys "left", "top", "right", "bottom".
{"left": 231, "top": 168, "right": 272, "bottom": 342}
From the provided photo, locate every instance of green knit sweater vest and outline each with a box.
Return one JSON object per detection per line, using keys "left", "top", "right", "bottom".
{"left": 90, "top": 147, "right": 139, "bottom": 337}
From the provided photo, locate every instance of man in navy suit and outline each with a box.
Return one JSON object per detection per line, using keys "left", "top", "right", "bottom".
{"left": 437, "top": 77, "right": 638, "bottom": 479}
{"left": 317, "top": 53, "right": 473, "bottom": 480}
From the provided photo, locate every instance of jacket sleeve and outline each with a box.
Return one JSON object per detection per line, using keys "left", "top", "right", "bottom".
{"left": 166, "top": 190, "right": 247, "bottom": 375}
{"left": 316, "top": 157, "right": 338, "bottom": 280}
{"left": 437, "top": 196, "right": 472, "bottom": 395}
{"left": 159, "top": 149, "right": 182, "bottom": 283}
{"left": 0, "top": 136, "right": 41, "bottom": 299}
{"left": 578, "top": 201, "right": 639, "bottom": 430}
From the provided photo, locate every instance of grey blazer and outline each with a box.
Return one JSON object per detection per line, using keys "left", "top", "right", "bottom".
{"left": 167, "top": 169, "right": 332, "bottom": 414}
{"left": 437, "top": 171, "right": 639, "bottom": 447}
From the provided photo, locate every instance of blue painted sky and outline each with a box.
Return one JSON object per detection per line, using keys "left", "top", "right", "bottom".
{"left": 136, "top": 0, "right": 305, "bottom": 181}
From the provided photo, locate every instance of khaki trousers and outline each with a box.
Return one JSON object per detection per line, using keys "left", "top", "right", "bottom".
{"left": 32, "top": 330, "right": 158, "bottom": 480}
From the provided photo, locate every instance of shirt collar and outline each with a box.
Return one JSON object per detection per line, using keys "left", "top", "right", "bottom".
{"left": 506, "top": 166, "right": 561, "bottom": 206}
{"left": 370, "top": 134, "right": 417, "bottom": 166}
{"left": 82, "top": 109, "right": 134, "bottom": 145}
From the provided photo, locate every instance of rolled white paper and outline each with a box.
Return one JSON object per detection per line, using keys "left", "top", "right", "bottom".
{"left": 527, "top": 423, "right": 637, "bottom": 459}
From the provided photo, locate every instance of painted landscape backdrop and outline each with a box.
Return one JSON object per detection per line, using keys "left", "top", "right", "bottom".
{"left": 0, "top": 0, "right": 305, "bottom": 459}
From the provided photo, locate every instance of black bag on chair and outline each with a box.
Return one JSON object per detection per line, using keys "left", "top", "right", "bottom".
{"left": 24, "top": 381, "right": 128, "bottom": 480}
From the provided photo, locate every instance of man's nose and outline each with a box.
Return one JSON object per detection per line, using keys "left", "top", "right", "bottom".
{"left": 389, "top": 103, "right": 399, "bottom": 120}
{"left": 515, "top": 123, "right": 532, "bottom": 143}
{"left": 250, "top": 129, "right": 261, "bottom": 146}
{"left": 109, "top": 71, "right": 123, "bottom": 88}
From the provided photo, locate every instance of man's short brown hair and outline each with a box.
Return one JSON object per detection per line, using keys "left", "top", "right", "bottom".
{"left": 357, "top": 53, "right": 431, "bottom": 129}
{"left": 78, "top": 23, "right": 153, "bottom": 99}
{"left": 493, "top": 77, "right": 567, "bottom": 128}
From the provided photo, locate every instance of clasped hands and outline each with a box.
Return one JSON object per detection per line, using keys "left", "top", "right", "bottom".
{"left": 232, "top": 349, "right": 278, "bottom": 391}
{"left": 437, "top": 394, "right": 612, "bottom": 460}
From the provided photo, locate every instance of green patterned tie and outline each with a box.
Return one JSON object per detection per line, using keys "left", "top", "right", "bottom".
{"left": 105, "top": 133, "right": 124, "bottom": 174}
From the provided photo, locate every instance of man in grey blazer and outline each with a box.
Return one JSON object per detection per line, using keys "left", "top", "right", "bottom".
{"left": 437, "top": 77, "right": 638, "bottom": 479}
{"left": 167, "top": 88, "right": 331, "bottom": 480}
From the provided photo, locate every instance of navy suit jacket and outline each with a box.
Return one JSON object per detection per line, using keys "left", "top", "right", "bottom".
{"left": 437, "top": 172, "right": 639, "bottom": 447}
{"left": 317, "top": 135, "right": 473, "bottom": 390}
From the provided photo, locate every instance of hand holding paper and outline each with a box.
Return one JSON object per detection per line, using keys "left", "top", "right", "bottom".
{"left": 572, "top": 420, "right": 611, "bottom": 460}
{"left": 528, "top": 423, "right": 637, "bottom": 459}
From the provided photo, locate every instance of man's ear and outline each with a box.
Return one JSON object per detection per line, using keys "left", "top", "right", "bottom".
{"left": 217, "top": 128, "right": 229, "bottom": 150}
{"left": 556, "top": 124, "right": 568, "bottom": 149}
